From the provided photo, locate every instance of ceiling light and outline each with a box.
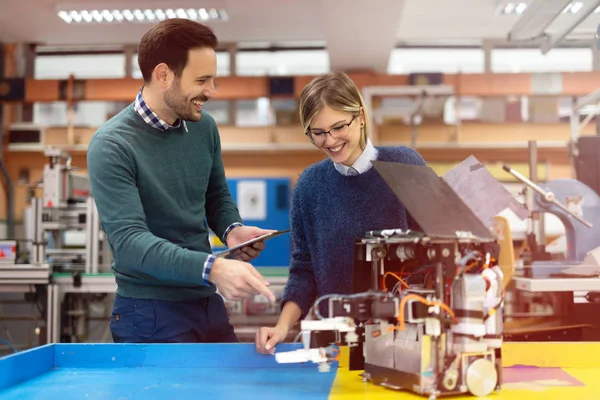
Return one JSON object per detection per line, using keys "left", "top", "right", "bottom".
{"left": 56, "top": 7, "right": 228, "bottom": 24}
{"left": 500, "top": 2, "right": 529, "bottom": 15}
{"left": 562, "top": 1, "right": 587, "bottom": 13}
{"left": 507, "top": 0, "right": 572, "bottom": 41}
{"left": 569, "top": 1, "right": 583, "bottom": 12}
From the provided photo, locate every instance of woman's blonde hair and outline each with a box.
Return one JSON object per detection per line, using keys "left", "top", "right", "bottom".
{"left": 298, "top": 72, "right": 369, "bottom": 149}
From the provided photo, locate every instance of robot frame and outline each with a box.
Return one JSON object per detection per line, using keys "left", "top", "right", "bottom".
{"left": 278, "top": 231, "right": 504, "bottom": 399}
{"left": 276, "top": 156, "right": 529, "bottom": 399}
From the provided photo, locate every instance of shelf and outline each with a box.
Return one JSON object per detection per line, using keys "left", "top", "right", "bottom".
{"left": 514, "top": 277, "right": 600, "bottom": 292}
{"left": 0, "top": 263, "right": 51, "bottom": 286}
{"left": 7, "top": 143, "right": 88, "bottom": 152}
{"left": 410, "top": 141, "right": 569, "bottom": 150}
{"left": 3, "top": 72, "right": 600, "bottom": 103}
{"left": 221, "top": 143, "right": 316, "bottom": 152}
{"left": 6, "top": 141, "right": 569, "bottom": 154}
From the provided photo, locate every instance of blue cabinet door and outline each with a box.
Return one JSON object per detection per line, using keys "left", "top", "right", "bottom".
{"left": 210, "top": 178, "right": 291, "bottom": 268}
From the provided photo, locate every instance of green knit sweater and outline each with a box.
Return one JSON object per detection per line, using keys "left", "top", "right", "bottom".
{"left": 87, "top": 104, "right": 242, "bottom": 301}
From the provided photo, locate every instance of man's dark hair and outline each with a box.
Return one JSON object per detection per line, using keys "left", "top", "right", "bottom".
{"left": 137, "top": 18, "right": 218, "bottom": 83}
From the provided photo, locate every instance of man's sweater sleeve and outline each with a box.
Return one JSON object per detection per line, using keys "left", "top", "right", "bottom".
{"left": 280, "top": 174, "right": 317, "bottom": 319}
{"left": 204, "top": 123, "right": 243, "bottom": 243}
{"left": 87, "top": 136, "right": 213, "bottom": 286}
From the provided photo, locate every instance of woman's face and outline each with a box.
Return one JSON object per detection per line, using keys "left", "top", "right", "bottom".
{"left": 307, "top": 106, "right": 364, "bottom": 166}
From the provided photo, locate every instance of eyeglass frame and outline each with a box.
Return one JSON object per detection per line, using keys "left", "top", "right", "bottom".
{"left": 305, "top": 115, "right": 358, "bottom": 145}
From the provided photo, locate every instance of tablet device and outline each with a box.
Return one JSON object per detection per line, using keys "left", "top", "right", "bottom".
{"left": 214, "top": 229, "right": 290, "bottom": 258}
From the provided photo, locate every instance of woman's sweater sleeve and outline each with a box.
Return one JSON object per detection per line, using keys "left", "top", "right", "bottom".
{"left": 280, "top": 173, "right": 317, "bottom": 319}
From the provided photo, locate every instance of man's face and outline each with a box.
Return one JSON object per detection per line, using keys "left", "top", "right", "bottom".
{"left": 163, "top": 47, "right": 217, "bottom": 122}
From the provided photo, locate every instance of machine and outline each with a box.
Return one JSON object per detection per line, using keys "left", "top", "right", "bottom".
{"left": 18, "top": 148, "right": 113, "bottom": 344}
{"left": 276, "top": 157, "right": 527, "bottom": 399}
{"left": 503, "top": 140, "right": 600, "bottom": 342}
{"left": 26, "top": 148, "right": 110, "bottom": 275}
{"left": 502, "top": 164, "right": 599, "bottom": 278}
{"left": 277, "top": 230, "right": 504, "bottom": 399}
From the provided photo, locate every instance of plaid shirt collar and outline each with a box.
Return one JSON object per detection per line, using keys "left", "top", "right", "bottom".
{"left": 134, "top": 88, "right": 188, "bottom": 132}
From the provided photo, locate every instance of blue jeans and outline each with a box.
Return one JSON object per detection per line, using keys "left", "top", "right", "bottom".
{"left": 110, "top": 293, "right": 238, "bottom": 343}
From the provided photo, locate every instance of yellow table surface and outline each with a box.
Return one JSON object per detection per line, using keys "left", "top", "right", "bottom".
{"left": 329, "top": 342, "right": 600, "bottom": 399}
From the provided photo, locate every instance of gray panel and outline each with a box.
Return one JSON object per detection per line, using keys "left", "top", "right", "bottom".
{"left": 372, "top": 160, "right": 494, "bottom": 239}
{"left": 441, "top": 156, "right": 529, "bottom": 225}
{"left": 364, "top": 324, "right": 395, "bottom": 369}
{"left": 392, "top": 322, "right": 422, "bottom": 374}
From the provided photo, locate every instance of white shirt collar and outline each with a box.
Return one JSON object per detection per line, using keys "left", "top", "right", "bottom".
{"left": 334, "top": 139, "right": 378, "bottom": 176}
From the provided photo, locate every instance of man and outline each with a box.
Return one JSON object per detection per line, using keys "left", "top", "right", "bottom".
{"left": 87, "top": 18, "right": 275, "bottom": 344}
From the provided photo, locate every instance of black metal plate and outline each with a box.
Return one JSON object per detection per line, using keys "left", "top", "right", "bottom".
{"left": 372, "top": 160, "right": 495, "bottom": 239}
{"left": 364, "top": 363, "right": 420, "bottom": 390}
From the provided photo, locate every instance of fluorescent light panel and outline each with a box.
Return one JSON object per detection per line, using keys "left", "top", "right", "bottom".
{"left": 57, "top": 8, "right": 228, "bottom": 23}
{"left": 501, "top": 2, "right": 529, "bottom": 14}
{"left": 507, "top": 0, "right": 571, "bottom": 40}
{"left": 562, "top": 1, "right": 584, "bottom": 13}
{"left": 500, "top": 1, "right": 592, "bottom": 15}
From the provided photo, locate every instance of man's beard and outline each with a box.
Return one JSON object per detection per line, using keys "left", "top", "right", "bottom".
{"left": 163, "top": 84, "right": 208, "bottom": 123}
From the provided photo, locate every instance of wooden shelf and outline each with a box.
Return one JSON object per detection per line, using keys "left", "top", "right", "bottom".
{"left": 6, "top": 141, "right": 570, "bottom": 154}
{"left": 7, "top": 144, "right": 88, "bottom": 153}
{"left": 221, "top": 143, "right": 316, "bottom": 152}
{"left": 410, "top": 141, "right": 569, "bottom": 150}
{"left": 5, "top": 143, "right": 318, "bottom": 154}
{"left": 2, "top": 71, "right": 600, "bottom": 103}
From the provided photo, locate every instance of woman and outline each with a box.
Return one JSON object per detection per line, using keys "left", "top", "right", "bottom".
{"left": 255, "top": 72, "right": 426, "bottom": 354}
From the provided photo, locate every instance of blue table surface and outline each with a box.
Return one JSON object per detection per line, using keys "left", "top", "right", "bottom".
{"left": 0, "top": 343, "right": 338, "bottom": 400}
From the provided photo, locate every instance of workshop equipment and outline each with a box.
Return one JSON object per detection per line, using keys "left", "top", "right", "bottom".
{"left": 42, "top": 148, "right": 90, "bottom": 208}
{"left": 502, "top": 165, "right": 599, "bottom": 278}
{"left": 574, "top": 136, "right": 600, "bottom": 198}
{"left": 503, "top": 139, "right": 600, "bottom": 342}
{"left": 570, "top": 87, "right": 600, "bottom": 198}
{"left": 276, "top": 157, "right": 526, "bottom": 399}
{"left": 27, "top": 148, "right": 109, "bottom": 275}
{"left": 0, "top": 240, "right": 18, "bottom": 264}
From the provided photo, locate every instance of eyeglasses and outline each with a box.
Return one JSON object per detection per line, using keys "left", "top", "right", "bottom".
{"left": 306, "top": 115, "right": 356, "bottom": 146}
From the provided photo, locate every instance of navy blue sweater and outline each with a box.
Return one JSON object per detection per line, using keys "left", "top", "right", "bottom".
{"left": 281, "top": 146, "right": 427, "bottom": 319}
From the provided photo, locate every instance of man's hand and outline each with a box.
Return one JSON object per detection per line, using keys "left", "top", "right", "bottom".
{"left": 209, "top": 257, "right": 276, "bottom": 302}
{"left": 226, "top": 225, "right": 276, "bottom": 262}
{"left": 255, "top": 325, "right": 289, "bottom": 354}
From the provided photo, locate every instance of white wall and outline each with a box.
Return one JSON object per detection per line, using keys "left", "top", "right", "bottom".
{"left": 491, "top": 48, "right": 593, "bottom": 73}
{"left": 388, "top": 48, "right": 485, "bottom": 74}
{"left": 387, "top": 48, "right": 593, "bottom": 74}
{"left": 34, "top": 54, "right": 126, "bottom": 79}
{"left": 34, "top": 47, "right": 596, "bottom": 80}
{"left": 30, "top": 47, "right": 596, "bottom": 127}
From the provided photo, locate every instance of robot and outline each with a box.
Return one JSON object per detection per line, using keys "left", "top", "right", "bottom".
{"left": 275, "top": 157, "right": 526, "bottom": 399}
{"left": 276, "top": 230, "right": 504, "bottom": 399}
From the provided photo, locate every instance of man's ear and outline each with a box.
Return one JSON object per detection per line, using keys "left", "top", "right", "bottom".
{"left": 153, "top": 63, "right": 171, "bottom": 88}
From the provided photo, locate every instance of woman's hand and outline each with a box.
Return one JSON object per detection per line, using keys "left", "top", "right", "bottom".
{"left": 255, "top": 325, "right": 289, "bottom": 354}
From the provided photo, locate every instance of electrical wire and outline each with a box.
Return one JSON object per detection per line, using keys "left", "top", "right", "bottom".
{"left": 390, "top": 293, "right": 456, "bottom": 332}
{"left": 0, "top": 338, "right": 18, "bottom": 353}
{"left": 382, "top": 271, "right": 410, "bottom": 292}
{"left": 293, "top": 331, "right": 302, "bottom": 344}
{"left": 391, "top": 280, "right": 403, "bottom": 295}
